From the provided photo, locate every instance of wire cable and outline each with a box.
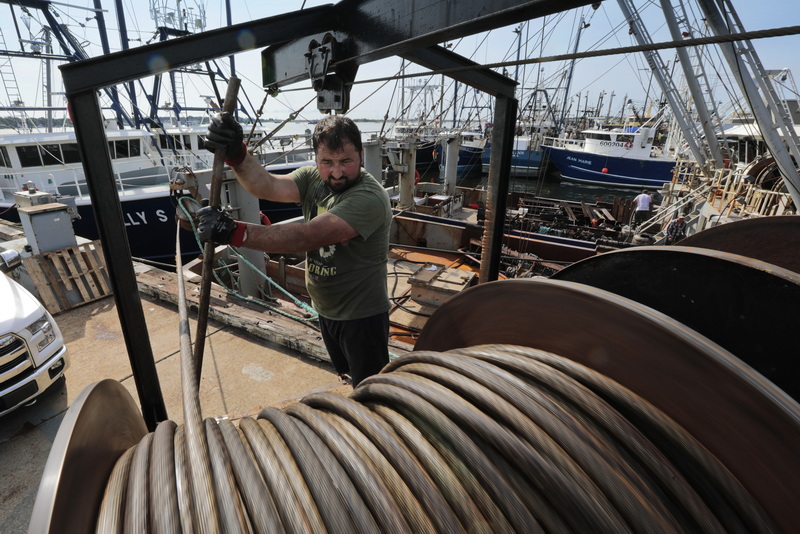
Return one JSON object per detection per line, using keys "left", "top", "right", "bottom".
{"left": 94, "top": 343, "right": 777, "bottom": 532}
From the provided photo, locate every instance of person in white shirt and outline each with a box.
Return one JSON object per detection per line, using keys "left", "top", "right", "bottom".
{"left": 632, "top": 189, "right": 653, "bottom": 225}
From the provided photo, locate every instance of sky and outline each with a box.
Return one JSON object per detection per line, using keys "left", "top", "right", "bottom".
{"left": 2, "top": 0, "right": 799, "bottom": 124}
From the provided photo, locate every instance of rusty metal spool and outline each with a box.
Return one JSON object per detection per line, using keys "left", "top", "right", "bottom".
{"left": 416, "top": 278, "right": 800, "bottom": 532}
{"left": 678, "top": 215, "right": 800, "bottom": 274}
{"left": 551, "top": 245, "right": 800, "bottom": 401}
{"left": 30, "top": 340, "right": 786, "bottom": 533}
{"left": 29, "top": 271, "right": 800, "bottom": 531}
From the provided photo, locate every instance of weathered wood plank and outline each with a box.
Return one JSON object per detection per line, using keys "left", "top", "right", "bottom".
{"left": 59, "top": 249, "right": 92, "bottom": 301}
{"left": 560, "top": 202, "right": 577, "bottom": 221}
{"left": 84, "top": 241, "right": 111, "bottom": 294}
{"left": 71, "top": 246, "right": 101, "bottom": 297}
{"left": 21, "top": 257, "right": 64, "bottom": 313}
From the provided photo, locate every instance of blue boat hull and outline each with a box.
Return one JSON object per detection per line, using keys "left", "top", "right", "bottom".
{"left": 482, "top": 140, "right": 543, "bottom": 176}
{"left": 438, "top": 144, "right": 484, "bottom": 179}
{"left": 0, "top": 195, "right": 205, "bottom": 263}
{"left": 543, "top": 145, "right": 675, "bottom": 189}
{"left": 414, "top": 139, "right": 439, "bottom": 176}
{"left": 1, "top": 194, "right": 302, "bottom": 263}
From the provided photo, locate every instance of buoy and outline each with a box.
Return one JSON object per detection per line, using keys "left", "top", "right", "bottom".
{"left": 602, "top": 168, "right": 609, "bottom": 174}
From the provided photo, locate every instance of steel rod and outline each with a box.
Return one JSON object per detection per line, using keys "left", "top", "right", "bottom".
{"left": 194, "top": 76, "right": 241, "bottom": 385}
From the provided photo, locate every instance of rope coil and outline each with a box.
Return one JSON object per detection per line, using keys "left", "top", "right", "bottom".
{"left": 94, "top": 344, "right": 775, "bottom": 533}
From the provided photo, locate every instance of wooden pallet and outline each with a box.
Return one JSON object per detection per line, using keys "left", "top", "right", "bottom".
{"left": 22, "top": 240, "right": 112, "bottom": 314}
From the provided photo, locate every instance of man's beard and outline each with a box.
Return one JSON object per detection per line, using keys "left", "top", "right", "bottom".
{"left": 324, "top": 174, "right": 357, "bottom": 193}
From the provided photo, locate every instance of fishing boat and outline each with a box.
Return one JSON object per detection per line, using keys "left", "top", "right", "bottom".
{"left": 436, "top": 127, "right": 486, "bottom": 180}
{"left": 384, "top": 121, "right": 442, "bottom": 180}
{"left": 541, "top": 124, "right": 679, "bottom": 189}
{"left": 481, "top": 131, "right": 545, "bottom": 178}
{"left": 0, "top": 124, "right": 314, "bottom": 260}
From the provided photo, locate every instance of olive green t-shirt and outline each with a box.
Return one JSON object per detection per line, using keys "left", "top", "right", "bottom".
{"left": 290, "top": 166, "right": 392, "bottom": 320}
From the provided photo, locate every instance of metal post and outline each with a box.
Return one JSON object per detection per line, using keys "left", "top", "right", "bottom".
{"left": 230, "top": 180, "right": 265, "bottom": 298}
{"left": 66, "top": 89, "right": 167, "bottom": 430}
{"left": 396, "top": 141, "right": 417, "bottom": 210}
{"left": 480, "top": 95, "right": 517, "bottom": 284}
{"left": 363, "top": 140, "right": 382, "bottom": 182}
{"left": 444, "top": 136, "right": 459, "bottom": 196}
{"left": 659, "top": 0, "right": 724, "bottom": 167}
{"left": 696, "top": 0, "right": 800, "bottom": 205}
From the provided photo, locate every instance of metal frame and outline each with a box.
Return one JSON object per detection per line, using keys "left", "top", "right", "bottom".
{"left": 60, "top": 0, "right": 598, "bottom": 427}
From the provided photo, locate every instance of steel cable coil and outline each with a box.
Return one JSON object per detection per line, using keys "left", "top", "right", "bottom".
{"left": 93, "top": 344, "right": 775, "bottom": 533}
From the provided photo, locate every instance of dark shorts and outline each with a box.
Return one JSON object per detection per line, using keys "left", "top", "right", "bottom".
{"left": 318, "top": 311, "right": 390, "bottom": 387}
{"left": 634, "top": 209, "right": 651, "bottom": 224}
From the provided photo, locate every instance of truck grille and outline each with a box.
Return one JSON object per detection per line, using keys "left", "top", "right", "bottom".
{"left": 0, "top": 334, "right": 33, "bottom": 390}
{"left": 0, "top": 334, "right": 25, "bottom": 357}
{"left": 0, "top": 354, "right": 29, "bottom": 375}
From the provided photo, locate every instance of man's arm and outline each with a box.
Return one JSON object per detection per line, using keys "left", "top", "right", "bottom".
{"left": 241, "top": 211, "right": 358, "bottom": 253}
{"left": 197, "top": 206, "right": 359, "bottom": 253}
{"left": 229, "top": 153, "right": 301, "bottom": 204}
{"left": 205, "top": 111, "right": 302, "bottom": 203}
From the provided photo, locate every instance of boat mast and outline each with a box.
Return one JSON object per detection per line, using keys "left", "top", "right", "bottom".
{"left": 44, "top": 28, "right": 52, "bottom": 131}
{"left": 400, "top": 59, "right": 405, "bottom": 121}
{"left": 658, "top": 0, "right": 726, "bottom": 166}
{"left": 0, "top": 1, "right": 134, "bottom": 130}
{"left": 617, "top": 0, "right": 715, "bottom": 173}
{"left": 114, "top": 0, "right": 143, "bottom": 128}
{"left": 93, "top": 0, "right": 125, "bottom": 129}
{"left": 604, "top": 90, "right": 615, "bottom": 124}
{"left": 556, "top": 14, "right": 589, "bottom": 134}
{"left": 0, "top": 13, "right": 29, "bottom": 131}
{"left": 696, "top": 0, "right": 800, "bottom": 206}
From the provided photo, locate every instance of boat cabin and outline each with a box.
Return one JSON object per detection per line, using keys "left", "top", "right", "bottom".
{"left": 551, "top": 126, "right": 660, "bottom": 159}
{"left": 0, "top": 129, "right": 170, "bottom": 203}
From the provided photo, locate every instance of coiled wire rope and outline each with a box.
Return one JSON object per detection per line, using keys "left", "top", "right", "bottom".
{"left": 91, "top": 230, "right": 775, "bottom": 533}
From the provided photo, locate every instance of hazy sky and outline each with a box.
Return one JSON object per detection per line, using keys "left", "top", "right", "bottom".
{"left": 3, "top": 0, "right": 799, "bottom": 123}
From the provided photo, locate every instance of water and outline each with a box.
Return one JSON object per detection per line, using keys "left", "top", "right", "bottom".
{"left": 457, "top": 173, "right": 653, "bottom": 206}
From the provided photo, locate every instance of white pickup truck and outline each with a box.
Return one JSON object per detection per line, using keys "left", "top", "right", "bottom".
{"left": 0, "top": 251, "right": 69, "bottom": 416}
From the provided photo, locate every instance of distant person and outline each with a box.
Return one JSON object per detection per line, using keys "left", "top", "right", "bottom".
{"left": 632, "top": 189, "right": 653, "bottom": 225}
{"left": 476, "top": 200, "right": 486, "bottom": 225}
{"left": 198, "top": 113, "right": 392, "bottom": 387}
{"left": 665, "top": 213, "right": 687, "bottom": 245}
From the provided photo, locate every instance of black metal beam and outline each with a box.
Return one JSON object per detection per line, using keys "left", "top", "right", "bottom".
{"left": 67, "top": 89, "right": 167, "bottom": 431}
{"left": 58, "top": 6, "right": 336, "bottom": 93}
{"left": 400, "top": 46, "right": 517, "bottom": 98}
{"left": 263, "top": 0, "right": 598, "bottom": 92}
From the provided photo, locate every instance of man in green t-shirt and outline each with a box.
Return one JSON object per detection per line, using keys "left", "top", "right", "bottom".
{"left": 198, "top": 114, "right": 392, "bottom": 387}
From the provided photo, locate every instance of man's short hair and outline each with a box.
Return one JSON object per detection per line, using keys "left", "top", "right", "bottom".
{"left": 312, "top": 115, "right": 363, "bottom": 154}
